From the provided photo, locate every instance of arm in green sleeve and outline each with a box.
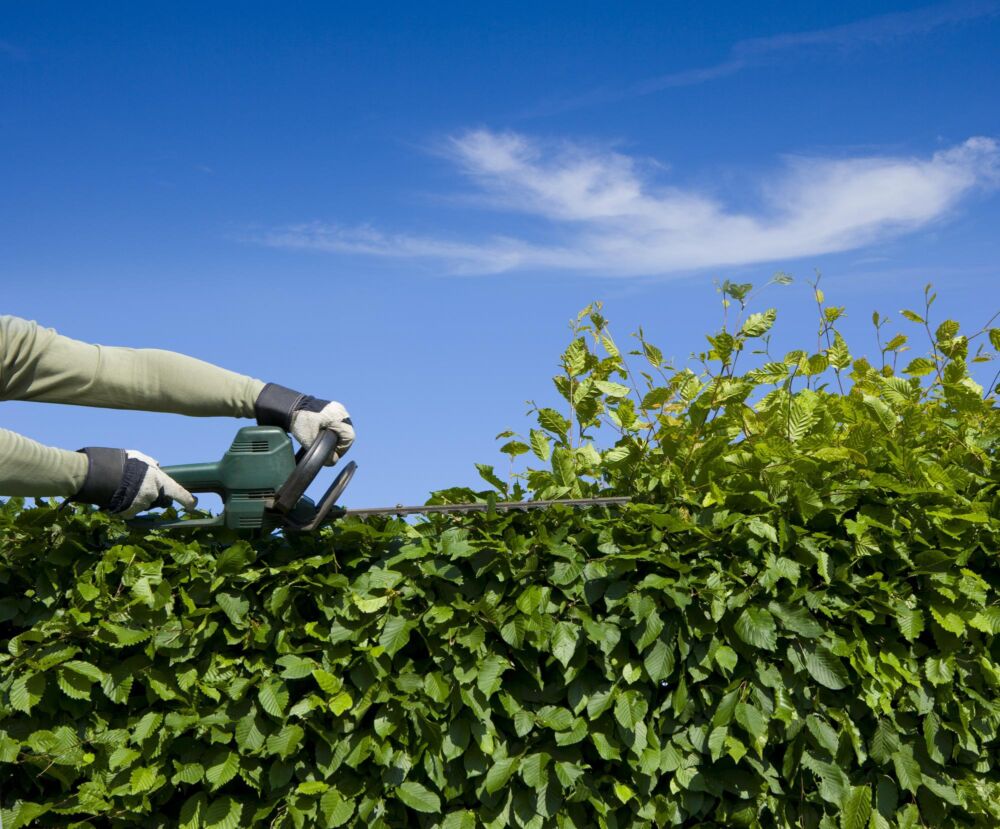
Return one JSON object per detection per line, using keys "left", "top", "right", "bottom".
{"left": 0, "top": 427, "right": 88, "bottom": 497}
{"left": 0, "top": 315, "right": 266, "bottom": 416}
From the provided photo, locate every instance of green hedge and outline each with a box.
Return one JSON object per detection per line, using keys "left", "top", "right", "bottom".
{"left": 2, "top": 280, "right": 999, "bottom": 828}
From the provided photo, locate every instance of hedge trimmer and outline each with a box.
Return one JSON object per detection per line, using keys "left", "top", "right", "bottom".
{"left": 130, "top": 426, "right": 629, "bottom": 532}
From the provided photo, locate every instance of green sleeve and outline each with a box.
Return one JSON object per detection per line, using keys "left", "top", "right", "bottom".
{"left": 0, "top": 428, "right": 89, "bottom": 497}
{"left": 0, "top": 315, "right": 267, "bottom": 497}
{"left": 0, "top": 315, "right": 265, "bottom": 415}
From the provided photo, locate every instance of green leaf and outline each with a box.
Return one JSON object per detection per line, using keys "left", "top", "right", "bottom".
{"left": 806, "top": 715, "right": 840, "bottom": 757}
{"left": 643, "top": 637, "right": 675, "bottom": 681}
{"left": 312, "top": 668, "right": 340, "bottom": 695}
{"left": 235, "top": 712, "right": 266, "bottom": 753}
{"left": 828, "top": 333, "right": 851, "bottom": 369}
{"left": 98, "top": 622, "right": 151, "bottom": 647}
{"left": 903, "top": 357, "right": 936, "bottom": 377}
{"left": 930, "top": 605, "right": 965, "bottom": 635}
{"left": 476, "top": 463, "right": 507, "bottom": 492}
{"left": 841, "top": 785, "right": 872, "bottom": 829}
{"left": 550, "top": 622, "right": 579, "bottom": 668}
{"left": 265, "top": 724, "right": 304, "bottom": 760}
{"left": 551, "top": 447, "right": 576, "bottom": 487}
{"left": 380, "top": 615, "right": 413, "bottom": 656}
{"left": 714, "top": 645, "right": 738, "bottom": 675}
{"left": 742, "top": 309, "right": 777, "bottom": 337}
{"left": 804, "top": 645, "right": 849, "bottom": 689}
{"left": 802, "top": 753, "right": 851, "bottom": 806}
{"left": 672, "top": 674, "right": 688, "bottom": 716}
{"left": 970, "top": 607, "right": 1000, "bottom": 634}
{"left": 396, "top": 780, "right": 441, "bottom": 812}
{"left": 258, "top": 678, "right": 289, "bottom": 717}
{"left": 129, "top": 766, "right": 157, "bottom": 794}
{"left": 109, "top": 746, "right": 141, "bottom": 771}
{"left": 329, "top": 691, "right": 353, "bottom": 716}
{"left": 870, "top": 720, "right": 901, "bottom": 764}
{"left": 441, "top": 811, "right": 477, "bottom": 829}
{"left": 10, "top": 673, "right": 45, "bottom": 714}
{"left": 520, "top": 752, "right": 550, "bottom": 789}
{"left": 614, "top": 691, "right": 647, "bottom": 730}
{"left": 354, "top": 594, "right": 388, "bottom": 613}
{"left": 586, "top": 688, "right": 615, "bottom": 720}
{"left": 61, "top": 660, "right": 104, "bottom": 682}
{"left": 131, "top": 711, "right": 163, "bottom": 744}
{"left": 925, "top": 656, "right": 954, "bottom": 686}
{"left": 892, "top": 747, "right": 922, "bottom": 794}
{"left": 735, "top": 702, "right": 767, "bottom": 745}
{"left": 594, "top": 380, "right": 631, "bottom": 398}
{"left": 734, "top": 607, "right": 778, "bottom": 651}
{"left": 530, "top": 429, "right": 552, "bottom": 461}
{"left": 205, "top": 750, "right": 240, "bottom": 790}
{"left": 895, "top": 607, "right": 924, "bottom": 643}
{"left": 57, "top": 668, "right": 93, "bottom": 700}
{"left": 319, "top": 790, "right": 356, "bottom": 827}
{"left": 179, "top": 790, "right": 206, "bottom": 827}
{"left": 769, "top": 602, "right": 823, "bottom": 638}
{"left": 203, "top": 796, "right": 242, "bottom": 829}
{"left": 500, "top": 440, "right": 530, "bottom": 457}
{"left": 172, "top": 762, "right": 204, "bottom": 785}
{"left": 536, "top": 705, "right": 575, "bottom": 731}
{"left": 536, "top": 408, "right": 570, "bottom": 438}
{"left": 476, "top": 654, "right": 509, "bottom": 697}
{"left": 485, "top": 757, "right": 520, "bottom": 794}
{"left": 276, "top": 654, "right": 316, "bottom": 679}
{"left": 896, "top": 804, "right": 921, "bottom": 829}
{"left": 708, "top": 725, "right": 728, "bottom": 761}
{"left": 921, "top": 775, "right": 960, "bottom": 805}
{"left": 216, "top": 592, "right": 249, "bottom": 627}
{"left": 923, "top": 712, "right": 946, "bottom": 766}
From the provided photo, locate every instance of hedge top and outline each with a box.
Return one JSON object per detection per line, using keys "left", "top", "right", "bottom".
{"left": 1, "top": 277, "right": 999, "bottom": 829}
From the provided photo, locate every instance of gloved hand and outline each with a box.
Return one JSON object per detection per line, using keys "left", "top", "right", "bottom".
{"left": 254, "top": 383, "right": 355, "bottom": 465}
{"left": 74, "top": 447, "right": 198, "bottom": 518}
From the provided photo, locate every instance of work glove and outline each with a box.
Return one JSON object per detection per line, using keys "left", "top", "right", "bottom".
{"left": 74, "top": 447, "right": 198, "bottom": 518}
{"left": 254, "top": 383, "right": 355, "bottom": 465}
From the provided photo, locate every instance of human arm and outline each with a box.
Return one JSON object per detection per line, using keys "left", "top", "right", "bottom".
{"left": 0, "top": 315, "right": 265, "bottom": 417}
{"left": 0, "top": 315, "right": 353, "bottom": 502}
{"left": 0, "top": 427, "right": 89, "bottom": 497}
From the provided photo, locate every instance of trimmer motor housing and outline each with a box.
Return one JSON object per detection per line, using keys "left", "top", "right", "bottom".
{"left": 132, "top": 426, "right": 355, "bottom": 532}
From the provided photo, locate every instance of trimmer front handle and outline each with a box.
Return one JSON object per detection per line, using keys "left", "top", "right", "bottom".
{"left": 270, "top": 429, "right": 357, "bottom": 531}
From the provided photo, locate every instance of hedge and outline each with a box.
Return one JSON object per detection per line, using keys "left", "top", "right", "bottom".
{"left": 1, "top": 279, "right": 999, "bottom": 828}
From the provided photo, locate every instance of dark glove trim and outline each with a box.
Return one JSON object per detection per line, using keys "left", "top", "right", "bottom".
{"left": 75, "top": 447, "right": 126, "bottom": 507}
{"left": 254, "top": 383, "right": 306, "bottom": 430}
{"left": 297, "top": 395, "right": 328, "bottom": 414}
{"left": 107, "top": 457, "right": 152, "bottom": 514}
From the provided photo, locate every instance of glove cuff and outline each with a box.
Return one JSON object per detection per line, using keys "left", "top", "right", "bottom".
{"left": 254, "top": 383, "right": 307, "bottom": 430}
{"left": 75, "top": 447, "right": 126, "bottom": 507}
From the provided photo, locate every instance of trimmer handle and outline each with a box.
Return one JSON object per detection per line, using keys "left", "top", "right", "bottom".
{"left": 272, "top": 429, "right": 338, "bottom": 513}
{"left": 271, "top": 429, "right": 357, "bottom": 530}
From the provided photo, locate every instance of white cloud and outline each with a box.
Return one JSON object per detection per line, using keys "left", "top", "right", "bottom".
{"left": 261, "top": 131, "right": 999, "bottom": 277}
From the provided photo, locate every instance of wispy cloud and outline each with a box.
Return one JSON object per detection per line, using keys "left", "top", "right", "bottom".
{"left": 539, "top": 0, "right": 1000, "bottom": 113}
{"left": 260, "top": 131, "right": 1000, "bottom": 277}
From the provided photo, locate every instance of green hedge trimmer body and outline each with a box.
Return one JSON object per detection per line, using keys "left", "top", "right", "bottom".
{"left": 133, "top": 426, "right": 628, "bottom": 532}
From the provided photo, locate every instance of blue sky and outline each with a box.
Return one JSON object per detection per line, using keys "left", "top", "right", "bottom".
{"left": 2, "top": 1, "right": 999, "bottom": 509}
